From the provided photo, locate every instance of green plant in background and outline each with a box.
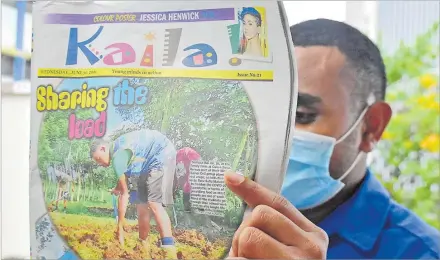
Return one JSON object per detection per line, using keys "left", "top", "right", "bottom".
{"left": 374, "top": 22, "right": 440, "bottom": 230}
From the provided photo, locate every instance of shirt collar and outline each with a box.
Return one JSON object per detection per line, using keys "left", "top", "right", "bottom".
{"left": 318, "top": 169, "right": 391, "bottom": 251}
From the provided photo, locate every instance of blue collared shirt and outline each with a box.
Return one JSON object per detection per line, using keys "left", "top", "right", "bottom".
{"left": 319, "top": 169, "right": 440, "bottom": 259}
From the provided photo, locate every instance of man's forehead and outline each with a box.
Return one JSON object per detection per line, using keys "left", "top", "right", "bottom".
{"left": 295, "top": 46, "right": 346, "bottom": 76}
{"left": 295, "top": 46, "right": 352, "bottom": 101}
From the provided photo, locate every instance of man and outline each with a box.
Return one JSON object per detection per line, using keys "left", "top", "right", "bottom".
{"left": 51, "top": 169, "right": 74, "bottom": 212}
{"left": 226, "top": 19, "right": 440, "bottom": 259}
{"left": 90, "top": 129, "right": 177, "bottom": 257}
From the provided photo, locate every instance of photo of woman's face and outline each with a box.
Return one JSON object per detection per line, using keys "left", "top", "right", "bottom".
{"left": 243, "top": 14, "right": 260, "bottom": 40}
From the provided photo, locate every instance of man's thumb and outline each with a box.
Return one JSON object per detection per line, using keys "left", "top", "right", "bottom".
{"left": 224, "top": 171, "right": 246, "bottom": 187}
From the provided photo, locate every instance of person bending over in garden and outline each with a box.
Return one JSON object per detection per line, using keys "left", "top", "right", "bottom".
{"left": 51, "top": 171, "right": 74, "bottom": 212}
{"left": 90, "top": 129, "right": 177, "bottom": 258}
{"left": 224, "top": 19, "right": 440, "bottom": 259}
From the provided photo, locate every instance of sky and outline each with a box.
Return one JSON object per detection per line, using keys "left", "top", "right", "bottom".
{"left": 1, "top": 1, "right": 347, "bottom": 53}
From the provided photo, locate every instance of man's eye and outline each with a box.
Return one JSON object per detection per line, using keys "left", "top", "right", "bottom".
{"left": 295, "top": 111, "right": 317, "bottom": 125}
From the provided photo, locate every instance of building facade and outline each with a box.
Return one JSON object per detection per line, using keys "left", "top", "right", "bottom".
{"left": 1, "top": 2, "right": 32, "bottom": 94}
{"left": 377, "top": 1, "right": 439, "bottom": 55}
{"left": 346, "top": 1, "right": 439, "bottom": 57}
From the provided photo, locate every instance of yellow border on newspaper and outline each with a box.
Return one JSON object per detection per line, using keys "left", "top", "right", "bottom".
{"left": 38, "top": 68, "right": 273, "bottom": 81}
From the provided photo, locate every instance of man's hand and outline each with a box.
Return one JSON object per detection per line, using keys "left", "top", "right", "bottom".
{"left": 224, "top": 171, "right": 329, "bottom": 259}
{"left": 109, "top": 188, "right": 121, "bottom": 196}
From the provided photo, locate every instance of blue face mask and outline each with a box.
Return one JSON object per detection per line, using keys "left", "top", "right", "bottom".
{"left": 281, "top": 96, "right": 374, "bottom": 210}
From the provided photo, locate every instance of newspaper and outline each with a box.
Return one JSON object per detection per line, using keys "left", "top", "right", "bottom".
{"left": 29, "top": 1, "right": 297, "bottom": 259}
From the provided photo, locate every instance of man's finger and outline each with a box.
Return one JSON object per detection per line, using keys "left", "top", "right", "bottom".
{"left": 228, "top": 247, "right": 235, "bottom": 258}
{"left": 237, "top": 227, "right": 291, "bottom": 259}
{"left": 248, "top": 204, "right": 310, "bottom": 247}
{"left": 224, "top": 171, "right": 316, "bottom": 232}
{"left": 231, "top": 210, "right": 253, "bottom": 257}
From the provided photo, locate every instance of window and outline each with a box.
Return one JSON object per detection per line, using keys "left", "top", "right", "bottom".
{"left": 1, "top": 54, "right": 14, "bottom": 76}
{"left": 25, "top": 59, "right": 31, "bottom": 79}
{"left": 1, "top": 54, "right": 31, "bottom": 79}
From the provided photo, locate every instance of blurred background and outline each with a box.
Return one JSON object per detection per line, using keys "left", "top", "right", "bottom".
{"left": 1, "top": 1, "right": 439, "bottom": 258}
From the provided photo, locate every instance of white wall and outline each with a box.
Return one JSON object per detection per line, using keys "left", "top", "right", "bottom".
{"left": 1, "top": 94, "right": 31, "bottom": 259}
{"left": 345, "top": 1, "right": 378, "bottom": 42}
{"left": 284, "top": 1, "right": 346, "bottom": 25}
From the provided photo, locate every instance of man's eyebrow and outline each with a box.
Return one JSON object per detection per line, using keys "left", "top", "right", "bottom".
{"left": 297, "top": 93, "right": 322, "bottom": 107}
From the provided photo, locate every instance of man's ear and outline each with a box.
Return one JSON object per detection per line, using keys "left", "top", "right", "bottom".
{"left": 359, "top": 101, "right": 392, "bottom": 153}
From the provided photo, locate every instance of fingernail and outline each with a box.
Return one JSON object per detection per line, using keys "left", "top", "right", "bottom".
{"left": 225, "top": 171, "right": 245, "bottom": 185}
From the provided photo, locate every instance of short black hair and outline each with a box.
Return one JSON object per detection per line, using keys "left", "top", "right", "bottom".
{"left": 89, "top": 139, "right": 107, "bottom": 158}
{"left": 291, "top": 19, "right": 386, "bottom": 114}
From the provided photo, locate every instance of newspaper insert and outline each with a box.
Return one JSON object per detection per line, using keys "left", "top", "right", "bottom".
{"left": 30, "top": 1, "right": 296, "bottom": 259}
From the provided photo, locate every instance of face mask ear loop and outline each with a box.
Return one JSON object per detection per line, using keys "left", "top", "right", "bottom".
{"left": 335, "top": 108, "right": 369, "bottom": 144}
{"left": 337, "top": 151, "right": 365, "bottom": 181}
{"left": 335, "top": 94, "right": 376, "bottom": 145}
{"left": 335, "top": 94, "right": 375, "bottom": 181}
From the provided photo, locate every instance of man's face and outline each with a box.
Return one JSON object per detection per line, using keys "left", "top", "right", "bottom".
{"left": 294, "top": 46, "right": 362, "bottom": 179}
{"left": 92, "top": 146, "right": 110, "bottom": 167}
